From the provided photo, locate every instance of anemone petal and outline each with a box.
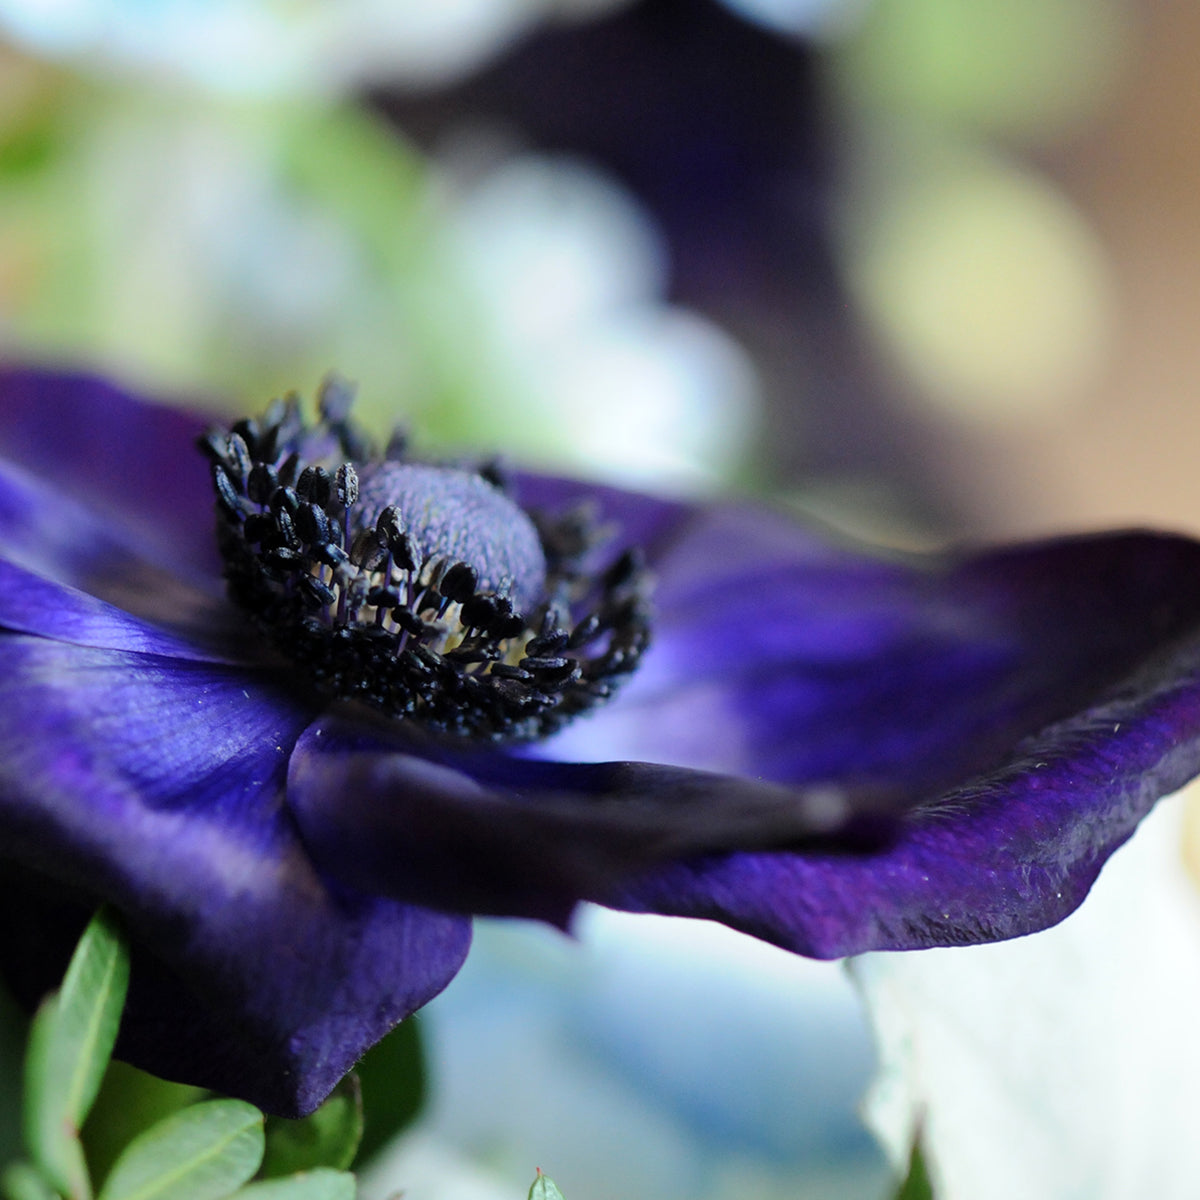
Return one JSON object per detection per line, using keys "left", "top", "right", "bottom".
{"left": 547, "top": 506, "right": 1200, "bottom": 794}
{"left": 0, "top": 458, "right": 251, "bottom": 657}
{"left": 606, "top": 620, "right": 1200, "bottom": 956}
{"left": 0, "top": 634, "right": 470, "bottom": 1115}
{"left": 0, "top": 367, "right": 218, "bottom": 574}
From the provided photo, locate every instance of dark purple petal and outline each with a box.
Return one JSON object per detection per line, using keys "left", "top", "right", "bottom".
{"left": 0, "top": 458, "right": 253, "bottom": 659}
{"left": 608, "top": 626, "right": 1200, "bottom": 955}
{"left": 0, "top": 635, "right": 470, "bottom": 1115}
{"left": 595, "top": 530, "right": 1200, "bottom": 955}
{"left": 287, "top": 712, "right": 898, "bottom": 927}
{"left": 0, "top": 559, "right": 241, "bottom": 661}
{"left": 515, "top": 509, "right": 1200, "bottom": 953}
{"left": 515, "top": 470, "right": 693, "bottom": 556}
{"left": 288, "top": 497, "right": 1200, "bottom": 955}
{"left": 545, "top": 508, "right": 1200, "bottom": 796}
{"left": 0, "top": 366, "right": 219, "bottom": 577}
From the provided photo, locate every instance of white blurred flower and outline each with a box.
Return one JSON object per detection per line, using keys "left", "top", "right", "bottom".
{"left": 443, "top": 154, "right": 761, "bottom": 491}
{"left": 854, "top": 786, "right": 1200, "bottom": 1200}
{"left": 0, "top": 0, "right": 633, "bottom": 95}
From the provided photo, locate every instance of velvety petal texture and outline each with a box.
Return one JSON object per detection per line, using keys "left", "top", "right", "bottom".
{"left": 0, "top": 367, "right": 217, "bottom": 573}
{"left": 4, "top": 365, "right": 1200, "bottom": 1115}
{"left": 607, "top": 620, "right": 1200, "bottom": 956}
{"left": 0, "top": 370, "right": 472, "bottom": 1115}
{"left": 548, "top": 504, "right": 1200, "bottom": 953}
{"left": 543, "top": 504, "right": 1200, "bottom": 793}
{"left": 0, "top": 630, "right": 470, "bottom": 1115}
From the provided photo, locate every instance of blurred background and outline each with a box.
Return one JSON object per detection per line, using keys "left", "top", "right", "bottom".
{"left": 2, "top": 1, "right": 1198, "bottom": 1196}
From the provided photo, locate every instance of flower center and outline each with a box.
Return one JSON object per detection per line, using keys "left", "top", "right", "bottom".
{"left": 199, "top": 376, "right": 651, "bottom": 742}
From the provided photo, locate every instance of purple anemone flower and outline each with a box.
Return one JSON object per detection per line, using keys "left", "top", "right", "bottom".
{"left": 3, "top": 366, "right": 1200, "bottom": 1117}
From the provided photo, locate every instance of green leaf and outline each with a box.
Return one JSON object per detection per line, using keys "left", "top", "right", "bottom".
{"left": 228, "top": 1169, "right": 356, "bottom": 1200}
{"left": 96, "top": 1099, "right": 264, "bottom": 1200}
{"left": 24, "top": 995, "right": 90, "bottom": 1199}
{"left": 894, "top": 1139, "right": 935, "bottom": 1200}
{"left": 1, "top": 1160, "right": 61, "bottom": 1200}
{"left": 83, "top": 1062, "right": 208, "bottom": 1191}
{"left": 260, "top": 1077, "right": 361, "bottom": 1178}
{"left": 45, "top": 908, "right": 130, "bottom": 1131}
{"left": 352, "top": 1018, "right": 425, "bottom": 1165}
{"left": 528, "top": 1171, "right": 566, "bottom": 1200}
{"left": 24, "top": 908, "right": 130, "bottom": 1200}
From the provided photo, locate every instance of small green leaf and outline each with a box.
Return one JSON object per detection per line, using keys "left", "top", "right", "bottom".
{"left": 1, "top": 1160, "right": 61, "bottom": 1200}
{"left": 96, "top": 1099, "right": 264, "bottom": 1200}
{"left": 24, "top": 908, "right": 130, "bottom": 1200}
{"left": 260, "top": 1077, "right": 361, "bottom": 1178}
{"left": 528, "top": 1170, "right": 565, "bottom": 1200}
{"left": 24, "top": 998, "right": 92, "bottom": 1200}
{"left": 352, "top": 1018, "right": 425, "bottom": 1165}
{"left": 228, "top": 1169, "right": 356, "bottom": 1200}
{"left": 51, "top": 908, "right": 129, "bottom": 1130}
{"left": 894, "top": 1138, "right": 935, "bottom": 1200}
{"left": 83, "top": 1062, "right": 208, "bottom": 1191}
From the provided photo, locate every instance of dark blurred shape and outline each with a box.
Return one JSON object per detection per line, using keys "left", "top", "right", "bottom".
{"left": 371, "top": 0, "right": 964, "bottom": 533}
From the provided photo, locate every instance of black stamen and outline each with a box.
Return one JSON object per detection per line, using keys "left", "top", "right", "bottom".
{"left": 440, "top": 562, "right": 478, "bottom": 605}
{"left": 385, "top": 427, "right": 409, "bottom": 460}
{"left": 604, "top": 547, "right": 644, "bottom": 591}
{"left": 243, "top": 513, "right": 275, "bottom": 545}
{"left": 300, "top": 576, "right": 336, "bottom": 609}
{"left": 278, "top": 452, "right": 300, "bottom": 487}
{"left": 317, "top": 374, "right": 357, "bottom": 423}
{"left": 461, "top": 594, "right": 498, "bottom": 631}
{"left": 247, "top": 463, "right": 279, "bottom": 505}
{"left": 230, "top": 420, "right": 259, "bottom": 456}
{"left": 490, "top": 663, "right": 532, "bottom": 681}
{"left": 297, "top": 466, "right": 331, "bottom": 506}
{"left": 296, "top": 503, "right": 332, "bottom": 546}
{"left": 336, "top": 463, "right": 359, "bottom": 508}
{"left": 270, "top": 487, "right": 299, "bottom": 518}
{"left": 314, "top": 542, "right": 349, "bottom": 570}
{"left": 376, "top": 506, "right": 405, "bottom": 548}
{"left": 566, "top": 612, "right": 601, "bottom": 649}
{"left": 212, "top": 464, "right": 243, "bottom": 517}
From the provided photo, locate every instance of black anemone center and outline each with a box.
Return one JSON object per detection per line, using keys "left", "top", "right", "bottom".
{"left": 199, "top": 376, "right": 651, "bottom": 742}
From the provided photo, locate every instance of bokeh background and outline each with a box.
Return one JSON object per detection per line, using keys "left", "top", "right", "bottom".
{"left": 3, "top": 1, "right": 1199, "bottom": 1197}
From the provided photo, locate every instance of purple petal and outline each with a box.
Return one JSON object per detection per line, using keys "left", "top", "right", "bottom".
{"left": 289, "top": 498, "right": 1200, "bottom": 954}
{"left": 0, "top": 558, "right": 235, "bottom": 660}
{"left": 595, "top": 527, "right": 1200, "bottom": 955}
{"left": 287, "top": 712, "right": 897, "bottom": 927}
{"left": 608, "top": 629, "right": 1200, "bottom": 955}
{"left": 0, "top": 366, "right": 220, "bottom": 577}
{"left": 515, "top": 470, "right": 693, "bottom": 554}
{"left": 0, "top": 454, "right": 252, "bottom": 657}
{"left": 0, "top": 635, "right": 470, "bottom": 1115}
{"left": 545, "top": 507, "right": 1200, "bottom": 795}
